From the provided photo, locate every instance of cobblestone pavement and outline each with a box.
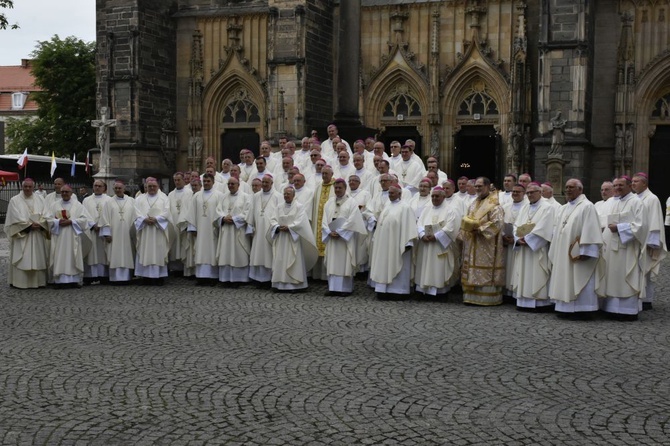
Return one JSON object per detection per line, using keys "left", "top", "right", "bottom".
{"left": 1, "top": 227, "right": 669, "bottom": 445}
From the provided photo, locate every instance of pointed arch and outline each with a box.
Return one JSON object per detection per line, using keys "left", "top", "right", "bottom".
{"left": 364, "top": 49, "right": 429, "bottom": 128}
{"left": 632, "top": 52, "right": 670, "bottom": 172}
{"left": 202, "top": 52, "right": 267, "bottom": 161}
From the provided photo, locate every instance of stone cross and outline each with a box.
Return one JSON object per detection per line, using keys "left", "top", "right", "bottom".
{"left": 91, "top": 106, "right": 117, "bottom": 176}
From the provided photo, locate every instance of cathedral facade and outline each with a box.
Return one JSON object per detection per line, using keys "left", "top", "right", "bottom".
{"left": 96, "top": 0, "right": 670, "bottom": 199}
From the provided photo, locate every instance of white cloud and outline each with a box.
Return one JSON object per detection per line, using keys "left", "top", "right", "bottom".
{"left": 0, "top": 0, "right": 96, "bottom": 65}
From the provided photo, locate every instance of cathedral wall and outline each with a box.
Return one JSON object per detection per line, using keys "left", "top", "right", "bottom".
{"left": 304, "top": 0, "right": 334, "bottom": 129}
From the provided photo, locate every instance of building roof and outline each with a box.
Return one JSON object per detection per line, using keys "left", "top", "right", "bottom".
{"left": 0, "top": 60, "right": 40, "bottom": 113}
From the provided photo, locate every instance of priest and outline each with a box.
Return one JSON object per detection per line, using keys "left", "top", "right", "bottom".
{"left": 82, "top": 179, "right": 113, "bottom": 284}
{"left": 99, "top": 180, "right": 137, "bottom": 284}
{"left": 134, "top": 177, "right": 172, "bottom": 285}
{"left": 4, "top": 178, "right": 49, "bottom": 289}
{"left": 268, "top": 186, "right": 318, "bottom": 292}
{"left": 216, "top": 177, "right": 252, "bottom": 286}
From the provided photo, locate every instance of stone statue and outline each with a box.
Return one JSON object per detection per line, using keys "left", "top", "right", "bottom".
{"left": 507, "top": 125, "right": 520, "bottom": 164}
{"left": 548, "top": 111, "right": 566, "bottom": 157}
{"left": 625, "top": 126, "right": 634, "bottom": 159}
{"left": 90, "top": 106, "right": 117, "bottom": 175}
{"left": 614, "top": 125, "right": 624, "bottom": 160}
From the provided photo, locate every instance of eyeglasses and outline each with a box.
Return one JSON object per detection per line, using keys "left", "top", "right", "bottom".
{"left": 526, "top": 190, "right": 541, "bottom": 195}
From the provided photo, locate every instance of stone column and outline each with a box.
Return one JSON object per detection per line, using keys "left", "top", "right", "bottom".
{"left": 334, "top": 0, "right": 361, "bottom": 124}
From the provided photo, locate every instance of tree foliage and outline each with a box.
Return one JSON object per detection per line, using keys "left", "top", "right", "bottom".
{"left": 0, "top": 0, "right": 18, "bottom": 30}
{"left": 7, "top": 35, "right": 96, "bottom": 158}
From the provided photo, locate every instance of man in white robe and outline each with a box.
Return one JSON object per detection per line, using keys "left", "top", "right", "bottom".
{"left": 292, "top": 174, "right": 314, "bottom": 219}
{"left": 44, "top": 177, "right": 78, "bottom": 209}
{"left": 99, "top": 180, "right": 137, "bottom": 284}
{"left": 414, "top": 187, "right": 463, "bottom": 297}
{"left": 455, "top": 176, "right": 469, "bottom": 202}
{"left": 597, "top": 176, "right": 647, "bottom": 321}
{"left": 134, "top": 177, "right": 172, "bottom": 285}
{"left": 369, "top": 185, "right": 418, "bottom": 299}
{"left": 333, "top": 149, "right": 356, "bottom": 182}
{"left": 322, "top": 178, "right": 367, "bottom": 296}
{"left": 348, "top": 175, "right": 373, "bottom": 273}
{"left": 321, "top": 124, "right": 351, "bottom": 159}
{"left": 46, "top": 185, "right": 94, "bottom": 288}
{"left": 511, "top": 183, "right": 556, "bottom": 310}
{"left": 396, "top": 145, "right": 426, "bottom": 195}
{"left": 426, "top": 157, "right": 448, "bottom": 185}
{"left": 82, "top": 179, "right": 113, "bottom": 284}
{"left": 167, "top": 172, "right": 193, "bottom": 274}
{"left": 216, "top": 178, "right": 251, "bottom": 286}
{"left": 497, "top": 174, "right": 516, "bottom": 206}
{"left": 541, "top": 182, "right": 562, "bottom": 212}
{"left": 186, "top": 173, "right": 225, "bottom": 285}
{"left": 268, "top": 186, "right": 318, "bottom": 292}
{"left": 246, "top": 174, "right": 283, "bottom": 285}
{"left": 548, "top": 179, "right": 603, "bottom": 319}
{"left": 502, "top": 184, "right": 526, "bottom": 301}
{"left": 408, "top": 178, "right": 432, "bottom": 220}
{"left": 594, "top": 180, "right": 615, "bottom": 229}
{"left": 4, "top": 178, "right": 49, "bottom": 289}
{"left": 631, "top": 172, "right": 667, "bottom": 310}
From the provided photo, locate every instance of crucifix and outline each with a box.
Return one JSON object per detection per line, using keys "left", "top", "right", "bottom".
{"left": 91, "top": 106, "right": 117, "bottom": 176}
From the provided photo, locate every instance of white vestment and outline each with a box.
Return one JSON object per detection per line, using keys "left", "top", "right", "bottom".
{"left": 322, "top": 195, "right": 367, "bottom": 293}
{"left": 636, "top": 189, "right": 668, "bottom": 303}
{"left": 269, "top": 201, "right": 318, "bottom": 290}
{"left": 502, "top": 201, "right": 524, "bottom": 295}
{"left": 408, "top": 194, "right": 431, "bottom": 221}
{"left": 294, "top": 186, "right": 314, "bottom": 220}
{"left": 594, "top": 198, "right": 614, "bottom": 229}
{"left": 548, "top": 195, "right": 603, "bottom": 313}
{"left": 597, "top": 193, "right": 647, "bottom": 315}
{"left": 216, "top": 191, "right": 252, "bottom": 282}
{"left": 396, "top": 160, "right": 426, "bottom": 194}
{"left": 349, "top": 189, "right": 373, "bottom": 270}
{"left": 46, "top": 199, "right": 93, "bottom": 284}
{"left": 186, "top": 189, "right": 225, "bottom": 279}
{"left": 511, "top": 200, "right": 556, "bottom": 307}
{"left": 99, "top": 195, "right": 137, "bottom": 282}
{"left": 414, "top": 201, "right": 462, "bottom": 296}
{"left": 83, "top": 194, "right": 113, "bottom": 279}
{"left": 4, "top": 192, "right": 49, "bottom": 288}
{"left": 134, "top": 192, "right": 172, "bottom": 278}
{"left": 246, "top": 189, "right": 283, "bottom": 282}
{"left": 369, "top": 199, "right": 418, "bottom": 294}
{"left": 168, "top": 187, "right": 193, "bottom": 272}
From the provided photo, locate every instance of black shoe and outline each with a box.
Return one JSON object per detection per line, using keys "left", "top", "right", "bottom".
{"left": 376, "top": 292, "right": 389, "bottom": 300}
{"left": 643, "top": 302, "right": 653, "bottom": 311}
{"left": 324, "top": 291, "right": 337, "bottom": 296}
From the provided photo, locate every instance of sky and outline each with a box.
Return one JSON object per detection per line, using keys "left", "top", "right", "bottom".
{"left": 0, "top": 0, "right": 96, "bottom": 65}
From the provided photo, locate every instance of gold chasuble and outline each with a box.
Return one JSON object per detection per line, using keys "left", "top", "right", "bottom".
{"left": 314, "top": 182, "right": 334, "bottom": 256}
{"left": 459, "top": 193, "right": 505, "bottom": 305}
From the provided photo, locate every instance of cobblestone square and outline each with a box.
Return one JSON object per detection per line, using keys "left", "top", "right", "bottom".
{"left": 0, "top": 230, "right": 669, "bottom": 445}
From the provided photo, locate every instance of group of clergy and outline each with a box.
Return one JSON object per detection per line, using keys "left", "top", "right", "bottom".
{"left": 4, "top": 128, "right": 666, "bottom": 321}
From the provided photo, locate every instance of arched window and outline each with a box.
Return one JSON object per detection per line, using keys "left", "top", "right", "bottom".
{"left": 458, "top": 80, "right": 499, "bottom": 117}
{"left": 382, "top": 83, "right": 422, "bottom": 119}
{"left": 222, "top": 89, "right": 260, "bottom": 124}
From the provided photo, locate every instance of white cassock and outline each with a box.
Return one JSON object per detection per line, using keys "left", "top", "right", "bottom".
{"left": 238, "top": 163, "right": 255, "bottom": 182}
{"left": 186, "top": 189, "right": 225, "bottom": 279}
{"left": 369, "top": 199, "right": 418, "bottom": 295}
{"left": 636, "top": 189, "right": 668, "bottom": 304}
{"left": 268, "top": 201, "right": 318, "bottom": 290}
{"left": 502, "top": 201, "right": 524, "bottom": 296}
{"left": 321, "top": 137, "right": 352, "bottom": 159}
{"left": 396, "top": 160, "right": 426, "bottom": 195}
{"left": 216, "top": 191, "right": 251, "bottom": 283}
{"left": 498, "top": 190, "right": 513, "bottom": 206}
{"left": 511, "top": 199, "right": 556, "bottom": 308}
{"left": 322, "top": 195, "right": 367, "bottom": 293}
{"left": 444, "top": 195, "right": 469, "bottom": 218}
{"left": 4, "top": 192, "right": 49, "bottom": 288}
{"left": 83, "top": 194, "right": 113, "bottom": 280}
{"left": 294, "top": 150, "right": 312, "bottom": 172}
{"left": 353, "top": 168, "right": 376, "bottom": 195}
{"left": 408, "top": 194, "right": 431, "bottom": 221}
{"left": 414, "top": 201, "right": 462, "bottom": 296}
{"left": 548, "top": 195, "right": 602, "bottom": 313}
{"left": 99, "top": 195, "right": 137, "bottom": 282}
{"left": 47, "top": 199, "right": 94, "bottom": 285}
{"left": 134, "top": 192, "right": 172, "bottom": 278}
{"left": 246, "top": 189, "right": 283, "bottom": 282}
{"left": 44, "top": 191, "right": 78, "bottom": 210}
{"left": 597, "top": 193, "right": 647, "bottom": 315}
{"left": 167, "top": 187, "right": 193, "bottom": 273}
{"left": 349, "top": 189, "right": 373, "bottom": 271}
{"left": 294, "top": 186, "right": 314, "bottom": 221}
{"left": 594, "top": 199, "right": 614, "bottom": 230}
{"left": 332, "top": 163, "right": 356, "bottom": 182}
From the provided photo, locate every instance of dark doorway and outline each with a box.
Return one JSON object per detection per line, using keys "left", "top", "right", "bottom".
{"left": 221, "top": 129, "right": 260, "bottom": 163}
{"left": 453, "top": 125, "right": 500, "bottom": 184}
{"left": 379, "top": 126, "right": 423, "bottom": 159}
{"left": 649, "top": 126, "right": 670, "bottom": 238}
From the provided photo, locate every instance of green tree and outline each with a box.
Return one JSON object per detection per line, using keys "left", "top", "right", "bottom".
{"left": 0, "top": 0, "right": 18, "bottom": 30}
{"left": 6, "top": 35, "right": 96, "bottom": 158}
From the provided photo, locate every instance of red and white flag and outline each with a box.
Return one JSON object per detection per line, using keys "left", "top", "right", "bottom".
{"left": 17, "top": 148, "right": 28, "bottom": 170}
